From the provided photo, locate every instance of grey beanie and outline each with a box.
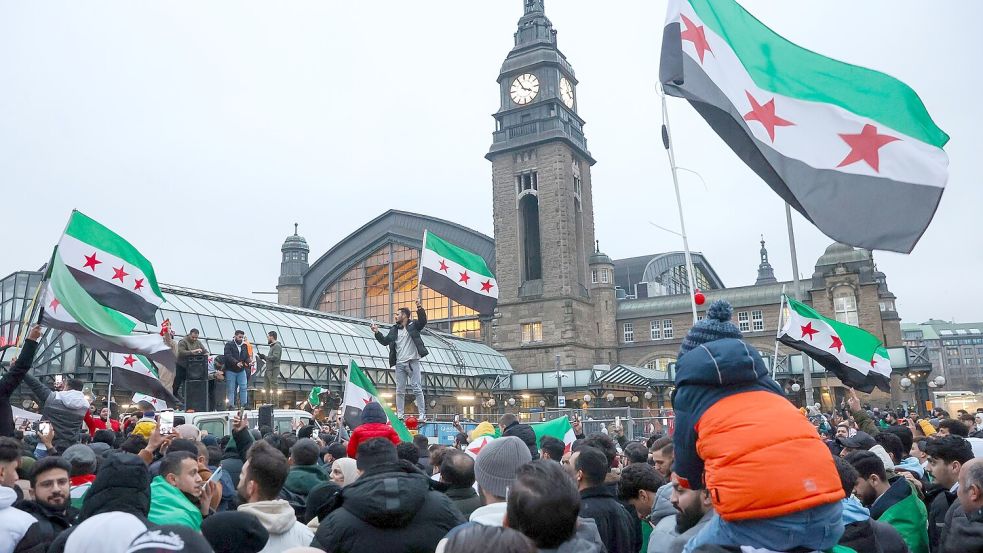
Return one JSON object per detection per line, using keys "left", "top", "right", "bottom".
{"left": 679, "top": 300, "right": 743, "bottom": 357}
{"left": 62, "top": 444, "right": 98, "bottom": 475}
{"left": 474, "top": 436, "right": 532, "bottom": 499}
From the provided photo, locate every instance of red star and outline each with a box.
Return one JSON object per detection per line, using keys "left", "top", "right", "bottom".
{"left": 133, "top": 278, "right": 145, "bottom": 291}
{"left": 837, "top": 124, "right": 899, "bottom": 172}
{"left": 743, "top": 91, "right": 794, "bottom": 142}
{"left": 468, "top": 445, "right": 483, "bottom": 455}
{"left": 48, "top": 298, "right": 60, "bottom": 311}
{"left": 438, "top": 260, "right": 449, "bottom": 273}
{"left": 123, "top": 354, "right": 137, "bottom": 367}
{"left": 800, "top": 322, "right": 819, "bottom": 341}
{"left": 680, "top": 13, "right": 713, "bottom": 63}
{"left": 362, "top": 397, "right": 372, "bottom": 406}
{"left": 150, "top": 398, "right": 158, "bottom": 405}
{"left": 870, "top": 358, "right": 878, "bottom": 368}
{"left": 480, "top": 280, "right": 494, "bottom": 293}
{"left": 82, "top": 252, "right": 102, "bottom": 271}
{"left": 829, "top": 335, "right": 843, "bottom": 353}
{"left": 459, "top": 271, "right": 470, "bottom": 285}
{"left": 112, "top": 265, "right": 129, "bottom": 282}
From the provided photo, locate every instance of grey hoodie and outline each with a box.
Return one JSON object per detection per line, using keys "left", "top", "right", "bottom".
{"left": 238, "top": 499, "right": 313, "bottom": 553}
{"left": 538, "top": 517, "right": 606, "bottom": 553}
{"left": 22, "top": 374, "right": 89, "bottom": 452}
{"left": 648, "top": 483, "right": 678, "bottom": 553}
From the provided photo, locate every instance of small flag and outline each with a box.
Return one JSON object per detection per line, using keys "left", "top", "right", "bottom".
{"left": 341, "top": 360, "right": 411, "bottom": 442}
{"left": 532, "top": 416, "right": 577, "bottom": 455}
{"left": 778, "top": 295, "right": 892, "bottom": 393}
{"left": 110, "top": 352, "right": 178, "bottom": 406}
{"left": 419, "top": 230, "right": 497, "bottom": 314}
{"left": 660, "top": 0, "right": 948, "bottom": 253}
{"left": 464, "top": 435, "right": 495, "bottom": 459}
{"left": 131, "top": 392, "right": 168, "bottom": 411}
{"left": 308, "top": 386, "right": 323, "bottom": 407}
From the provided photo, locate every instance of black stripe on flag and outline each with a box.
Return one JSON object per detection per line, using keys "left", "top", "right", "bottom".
{"left": 111, "top": 367, "right": 178, "bottom": 405}
{"left": 420, "top": 266, "right": 496, "bottom": 315}
{"left": 68, "top": 266, "right": 159, "bottom": 324}
{"left": 779, "top": 336, "right": 890, "bottom": 393}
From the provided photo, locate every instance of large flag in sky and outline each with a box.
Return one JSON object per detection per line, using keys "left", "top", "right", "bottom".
{"left": 660, "top": 0, "right": 949, "bottom": 253}
{"left": 41, "top": 211, "right": 175, "bottom": 366}
{"left": 419, "top": 231, "right": 497, "bottom": 314}
{"left": 110, "top": 352, "right": 177, "bottom": 406}
{"left": 778, "top": 295, "right": 892, "bottom": 393}
{"left": 342, "top": 360, "right": 412, "bottom": 442}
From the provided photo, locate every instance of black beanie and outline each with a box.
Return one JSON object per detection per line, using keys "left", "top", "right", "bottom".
{"left": 201, "top": 511, "right": 270, "bottom": 553}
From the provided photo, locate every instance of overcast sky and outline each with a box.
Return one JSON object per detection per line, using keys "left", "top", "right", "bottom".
{"left": 1, "top": 1, "right": 979, "bottom": 325}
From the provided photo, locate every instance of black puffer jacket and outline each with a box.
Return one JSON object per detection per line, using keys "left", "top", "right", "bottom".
{"left": 840, "top": 518, "right": 911, "bottom": 553}
{"left": 579, "top": 485, "right": 641, "bottom": 553}
{"left": 941, "top": 505, "right": 983, "bottom": 553}
{"left": 12, "top": 500, "right": 77, "bottom": 553}
{"left": 311, "top": 460, "right": 463, "bottom": 553}
{"left": 502, "top": 420, "right": 540, "bottom": 461}
{"left": 927, "top": 486, "right": 958, "bottom": 552}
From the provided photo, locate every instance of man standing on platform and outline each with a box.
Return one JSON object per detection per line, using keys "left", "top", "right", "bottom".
{"left": 224, "top": 330, "right": 251, "bottom": 409}
{"left": 258, "top": 331, "right": 282, "bottom": 400}
{"left": 175, "top": 328, "right": 208, "bottom": 402}
{"left": 372, "top": 301, "right": 428, "bottom": 421}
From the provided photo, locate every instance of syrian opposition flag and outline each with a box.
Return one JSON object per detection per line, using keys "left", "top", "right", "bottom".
{"left": 131, "top": 392, "right": 169, "bottom": 411}
{"left": 41, "top": 211, "right": 175, "bottom": 366}
{"left": 660, "top": 0, "right": 948, "bottom": 253}
{"left": 464, "top": 434, "right": 496, "bottom": 460}
{"left": 110, "top": 352, "right": 178, "bottom": 406}
{"left": 778, "top": 295, "right": 892, "bottom": 393}
{"left": 342, "top": 360, "right": 412, "bottom": 442}
{"left": 419, "top": 231, "right": 497, "bottom": 314}
{"left": 532, "top": 417, "right": 577, "bottom": 455}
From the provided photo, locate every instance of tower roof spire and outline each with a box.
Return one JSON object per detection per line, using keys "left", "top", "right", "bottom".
{"left": 755, "top": 235, "right": 777, "bottom": 285}
{"left": 514, "top": 0, "right": 555, "bottom": 50}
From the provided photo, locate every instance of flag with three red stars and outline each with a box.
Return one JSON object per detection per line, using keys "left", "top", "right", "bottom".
{"left": 342, "top": 360, "right": 412, "bottom": 442}
{"left": 41, "top": 210, "right": 175, "bottom": 367}
{"left": 778, "top": 295, "right": 892, "bottom": 393}
{"left": 418, "top": 230, "right": 497, "bottom": 314}
{"left": 110, "top": 352, "right": 178, "bottom": 406}
{"left": 660, "top": 0, "right": 949, "bottom": 253}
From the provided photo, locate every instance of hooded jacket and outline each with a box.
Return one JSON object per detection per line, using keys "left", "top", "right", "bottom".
{"left": 311, "top": 460, "right": 463, "bottom": 553}
{"left": 672, "top": 338, "right": 843, "bottom": 521}
{"left": 238, "top": 499, "right": 314, "bottom": 553}
{"left": 538, "top": 518, "right": 607, "bottom": 553}
{"left": 941, "top": 505, "right": 983, "bottom": 553}
{"left": 21, "top": 374, "right": 89, "bottom": 452}
{"left": 284, "top": 464, "right": 328, "bottom": 497}
{"left": 147, "top": 476, "right": 203, "bottom": 530}
{"left": 1, "top": 486, "right": 36, "bottom": 553}
{"left": 839, "top": 496, "right": 909, "bottom": 553}
{"left": 579, "top": 485, "right": 641, "bottom": 553}
{"left": 926, "top": 485, "right": 957, "bottom": 553}
{"left": 649, "top": 483, "right": 682, "bottom": 553}
{"left": 347, "top": 402, "right": 401, "bottom": 458}
{"left": 501, "top": 420, "right": 540, "bottom": 461}
{"left": 870, "top": 477, "right": 929, "bottom": 553}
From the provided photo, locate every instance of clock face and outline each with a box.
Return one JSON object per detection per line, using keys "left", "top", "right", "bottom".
{"left": 559, "top": 77, "right": 575, "bottom": 108}
{"left": 510, "top": 73, "right": 540, "bottom": 105}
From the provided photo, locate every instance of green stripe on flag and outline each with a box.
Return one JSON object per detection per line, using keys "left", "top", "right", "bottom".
{"left": 51, "top": 254, "right": 137, "bottom": 336}
{"left": 686, "top": 0, "right": 949, "bottom": 147}
{"left": 425, "top": 232, "right": 493, "bottom": 278}
{"left": 348, "top": 361, "right": 412, "bottom": 442}
{"left": 785, "top": 296, "right": 884, "bottom": 360}
{"left": 135, "top": 354, "right": 159, "bottom": 378}
{"left": 65, "top": 211, "right": 164, "bottom": 299}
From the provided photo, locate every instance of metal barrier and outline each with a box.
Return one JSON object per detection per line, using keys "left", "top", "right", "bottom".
{"left": 422, "top": 407, "right": 675, "bottom": 442}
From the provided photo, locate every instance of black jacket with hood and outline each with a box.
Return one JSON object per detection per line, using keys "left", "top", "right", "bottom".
{"left": 374, "top": 307, "right": 428, "bottom": 367}
{"left": 501, "top": 420, "right": 541, "bottom": 461}
{"left": 311, "top": 460, "right": 463, "bottom": 553}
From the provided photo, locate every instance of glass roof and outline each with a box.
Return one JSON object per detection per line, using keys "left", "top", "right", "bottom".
{"left": 145, "top": 284, "right": 512, "bottom": 377}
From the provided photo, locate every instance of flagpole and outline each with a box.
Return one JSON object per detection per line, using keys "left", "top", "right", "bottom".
{"left": 785, "top": 203, "right": 814, "bottom": 404}
{"left": 772, "top": 286, "right": 786, "bottom": 381}
{"left": 660, "top": 92, "right": 699, "bottom": 325}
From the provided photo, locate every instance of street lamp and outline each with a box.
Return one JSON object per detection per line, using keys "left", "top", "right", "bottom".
{"left": 605, "top": 392, "right": 615, "bottom": 402}
{"left": 539, "top": 399, "right": 546, "bottom": 408}
{"left": 644, "top": 390, "right": 653, "bottom": 400}
{"left": 791, "top": 383, "right": 801, "bottom": 393}
{"left": 583, "top": 394, "right": 592, "bottom": 403}
{"left": 934, "top": 376, "right": 946, "bottom": 387}
{"left": 900, "top": 377, "right": 912, "bottom": 390}
{"left": 508, "top": 397, "right": 516, "bottom": 406}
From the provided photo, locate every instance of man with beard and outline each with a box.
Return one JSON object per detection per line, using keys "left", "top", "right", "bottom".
{"left": 237, "top": 439, "right": 315, "bottom": 552}
{"left": 14, "top": 456, "right": 77, "bottom": 553}
{"left": 223, "top": 330, "right": 251, "bottom": 409}
{"left": 831, "top": 456, "right": 908, "bottom": 553}
{"left": 662, "top": 472, "right": 714, "bottom": 553}
{"left": 847, "top": 450, "right": 929, "bottom": 553}
{"left": 83, "top": 406, "right": 120, "bottom": 437}
{"left": 147, "top": 451, "right": 217, "bottom": 530}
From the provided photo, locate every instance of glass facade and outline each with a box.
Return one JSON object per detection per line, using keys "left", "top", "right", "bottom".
{"left": 316, "top": 244, "right": 479, "bottom": 338}
{"left": 1, "top": 271, "right": 511, "bottom": 410}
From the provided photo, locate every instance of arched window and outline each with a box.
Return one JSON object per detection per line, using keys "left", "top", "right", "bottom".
{"left": 833, "top": 287, "right": 859, "bottom": 326}
{"left": 519, "top": 193, "right": 542, "bottom": 281}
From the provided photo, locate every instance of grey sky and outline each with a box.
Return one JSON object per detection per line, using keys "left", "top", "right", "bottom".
{"left": 1, "top": 1, "right": 978, "bottom": 325}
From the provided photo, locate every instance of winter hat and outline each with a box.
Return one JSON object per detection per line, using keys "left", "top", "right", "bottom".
{"left": 202, "top": 511, "right": 269, "bottom": 553}
{"left": 131, "top": 420, "right": 157, "bottom": 440}
{"left": 127, "top": 524, "right": 213, "bottom": 553}
{"left": 836, "top": 430, "right": 877, "bottom": 450}
{"left": 895, "top": 457, "right": 925, "bottom": 479}
{"left": 201, "top": 435, "right": 219, "bottom": 448}
{"left": 175, "top": 424, "right": 201, "bottom": 441}
{"left": 77, "top": 452, "right": 152, "bottom": 522}
{"left": 679, "top": 300, "right": 743, "bottom": 356}
{"left": 474, "top": 436, "right": 532, "bottom": 499}
{"left": 63, "top": 444, "right": 98, "bottom": 475}
{"left": 361, "top": 401, "right": 388, "bottom": 424}
{"left": 88, "top": 441, "right": 112, "bottom": 456}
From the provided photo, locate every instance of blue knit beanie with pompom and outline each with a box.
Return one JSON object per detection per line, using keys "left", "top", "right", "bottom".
{"left": 678, "top": 300, "right": 743, "bottom": 356}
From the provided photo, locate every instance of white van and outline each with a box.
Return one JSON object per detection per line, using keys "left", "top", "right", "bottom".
{"left": 174, "top": 409, "right": 319, "bottom": 438}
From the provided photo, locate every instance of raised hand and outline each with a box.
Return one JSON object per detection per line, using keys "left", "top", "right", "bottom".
{"left": 28, "top": 324, "right": 43, "bottom": 342}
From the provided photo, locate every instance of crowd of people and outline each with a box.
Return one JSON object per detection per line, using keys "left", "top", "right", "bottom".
{"left": 2, "top": 301, "right": 983, "bottom": 552}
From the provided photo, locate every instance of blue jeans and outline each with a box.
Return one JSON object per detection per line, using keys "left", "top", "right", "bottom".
{"left": 225, "top": 370, "right": 248, "bottom": 408}
{"left": 683, "top": 501, "right": 844, "bottom": 553}
{"left": 395, "top": 359, "right": 424, "bottom": 417}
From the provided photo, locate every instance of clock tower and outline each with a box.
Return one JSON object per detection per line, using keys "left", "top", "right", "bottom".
{"left": 488, "top": 0, "right": 615, "bottom": 372}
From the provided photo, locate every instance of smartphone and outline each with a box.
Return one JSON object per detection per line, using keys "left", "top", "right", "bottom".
{"left": 158, "top": 411, "right": 174, "bottom": 435}
{"left": 615, "top": 416, "right": 621, "bottom": 428}
{"left": 39, "top": 422, "right": 52, "bottom": 435}
{"left": 454, "top": 414, "right": 460, "bottom": 423}
{"left": 202, "top": 466, "right": 224, "bottom": 489}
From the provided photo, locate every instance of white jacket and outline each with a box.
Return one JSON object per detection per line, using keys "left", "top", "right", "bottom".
{"left": 238, "top": 499, "right": 314, "bottom": 553}
{"left": 0, "top": 486, "right": 35, "bottom": 553}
